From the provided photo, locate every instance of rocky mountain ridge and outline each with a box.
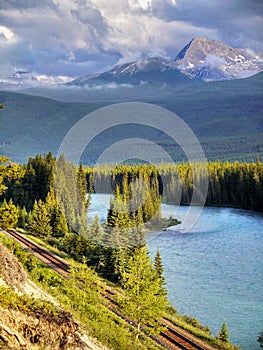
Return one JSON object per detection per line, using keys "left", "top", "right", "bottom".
{"left": 175, "top": 37, "right": 263, "bottom": 81}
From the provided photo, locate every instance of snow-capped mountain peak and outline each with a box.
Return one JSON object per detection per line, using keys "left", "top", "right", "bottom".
{"left": 174, "top": 37, "right": 263, "bottom": 81}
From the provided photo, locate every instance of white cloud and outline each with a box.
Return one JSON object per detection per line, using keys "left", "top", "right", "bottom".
{"left": 0, "top": 25, "right": 17, "bottom": 44}
{"left": 0, "top": 0, "right": 261, "bottom": 79}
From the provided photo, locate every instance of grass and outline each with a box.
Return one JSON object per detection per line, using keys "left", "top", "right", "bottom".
{"left": 164, "top": 312, "right": 239, "bottom": 350}
{"left": 0, "top": 285, "right": 59, "bottom": 316}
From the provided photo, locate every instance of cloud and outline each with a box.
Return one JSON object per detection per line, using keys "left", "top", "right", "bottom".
{"left": 150, "top": 0, "right": 263, "bottom": 51}
{"left": 0, "top": 0, "right": 262, "bottom": 79}
{"left": 203, "top": 55, "right": 226, "bottom": 68}
{"left": 51, "top": 81, "right": 134, "bottom": 91}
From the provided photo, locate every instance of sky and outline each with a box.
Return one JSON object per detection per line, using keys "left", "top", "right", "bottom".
{"left": 0, "top": 0, "right": 262, "bottom": 80}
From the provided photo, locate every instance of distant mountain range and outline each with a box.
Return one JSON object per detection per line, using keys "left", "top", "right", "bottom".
{"left": 1, "top": 37, "right": 262, "bottom": 91}
{"left": 69, "top": 37, "right": 263, "bottom": 87}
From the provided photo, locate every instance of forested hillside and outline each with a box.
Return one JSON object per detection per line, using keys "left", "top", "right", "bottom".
{"left": 0, "top": 91, "right": 101, "bottom": 163}
{"left": 0, "top": 72, "right": 263, "bottom": 163}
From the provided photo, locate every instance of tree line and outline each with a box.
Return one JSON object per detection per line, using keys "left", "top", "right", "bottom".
{"left": 85, "top": 159, "right": 263, "bottom": 212}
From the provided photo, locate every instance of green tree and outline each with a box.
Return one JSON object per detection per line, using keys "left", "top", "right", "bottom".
{"left": 107, "top": 185, "right": 131, "bottom": 228}
{"left": 154, "top": 249, "right": 163, "bottom": 279}
{"left": 55, "top": 155, "right": 88, "bottom": 234}
{"left": 217, "top": 321, "right": 229, "bottom": 343}
{"left": 45, "top": 191, "right": 68, "bottom": 237}
{"left": 154, "top": 248, "right": 167, "bottom": 295}
{"left": 258, "top": 331, "right": 263, "bottom": 349}
{"left": 90, "top": 214, "right": 104, "bottom": 245}
{"left": 29, "top": 199, "right": 52, "bottom": 237}
{"left": 0, "top": 199, "right": 19, "bottom": 229}
{"left": 0, "top": 156, "right": 10, "bottom": 195}
{"left": 77, "top": 162, "right": 88, "bottom": 209}
{"left": 120, "top": 246, "right": 167, "bottom": 341}
{"left": 17, "top": 206, "right": 28, "bottom": 229}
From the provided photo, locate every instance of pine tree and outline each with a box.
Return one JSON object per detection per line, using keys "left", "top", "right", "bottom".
{"left": 0, "top": 199, "right": 19, "bottom": 229}
{"left": 258, "top": 330, "right": 263, "bottom": 349}
{"left": 29, "top": 200, "right": 52, "bottom": 237}
{"left": 55, "top": 155, "right": 88, "bottom": 234}
{"left": 45, "top": 191, "right": 68, "bottom": 237}
{"left": 154, "top": 249, "right": 164, "bottom": 279}
{"left": 77, "top": 162, "right": 88, "bottom": 209}
{"left": 217, "top": 321, "right": 229, "bottom": 343}
{"left": 17, "top": 206, "right": 28, "bottom": 229}
{"left": 107, "top": 185, "right": 131, "bottom": 228}
{"left": 154, "top": 249, "right": 167, "bottom": 295}
{"left": 120, "top": 246, "right": 167, "bottom": 341}
{"left": 54, "top": 210, "right": 68, "bottom": 237}
{"left": 90, "top": 214, "right": 104, "bottom": 245}
{"left": 129, "top": 213, "right": 146, "bottom": 248}
{"left": 0, "top": 156, "right": 10, "bottom": 195}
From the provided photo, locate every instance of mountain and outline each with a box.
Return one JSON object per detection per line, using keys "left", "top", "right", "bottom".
{"left": 68, "top": 57, "right": 199, "bottom": 89}
{"left": 68, "top": 37, "right": 263, "bottom": 87}
{"left": 175, "top": 37, "right": 263, "bottom": 81}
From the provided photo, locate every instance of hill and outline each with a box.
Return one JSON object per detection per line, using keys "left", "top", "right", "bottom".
{"left": 0, "top": 72, "right": 262, "bottom": 163}
{"left": 0, "top": 91, "right": 102, "bottom": 163}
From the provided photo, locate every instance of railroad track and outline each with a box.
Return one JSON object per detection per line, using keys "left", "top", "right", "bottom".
{"left": 6, "top": 229, "right": 69, "bottom": 276}
{"left": 160, "top": 323, "right": 208, "bottom": 350}
{"left": 103, "top": 289, "right": 210, "bottom": 350}
{"left": 3, "top": 229, "right": 215, "bottom": 350}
